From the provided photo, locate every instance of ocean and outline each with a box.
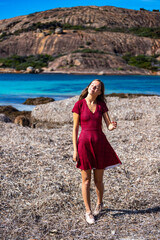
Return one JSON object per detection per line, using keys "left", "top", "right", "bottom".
{"left": 0, "top": 73, "right": 160, "bottom": 111}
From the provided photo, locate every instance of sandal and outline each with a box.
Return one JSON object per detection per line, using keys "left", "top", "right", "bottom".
{"left": 85, "top": 211, "right": 95, "bottom": 224}
{"left": 93, "top": 202, "right": 103, "bottom": 216}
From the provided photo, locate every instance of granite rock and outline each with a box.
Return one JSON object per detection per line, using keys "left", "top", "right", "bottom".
{"left": 23, "top": 97, "right": 55, "bottom": 105}
{"left": 0, "top": 6, "right": 160, "bottom": 74}
{"left": 31, "top": 95, "right": 159, "bottom": 125}
{"left": 31, "top": 96, "right": 79, "bottom": 124}
{"left": 0, "top": 114, "right": 11, "bottom": 123}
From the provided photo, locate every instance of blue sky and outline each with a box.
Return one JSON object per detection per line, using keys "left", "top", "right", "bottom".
{"left": 0, "top": 0, "right": 160, "bottom": 20}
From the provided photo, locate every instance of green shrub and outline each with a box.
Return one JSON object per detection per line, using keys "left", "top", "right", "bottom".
{"left": 128, "top": 27, "right": 160, "bottom": 38}
{"left": 0, "top": 31, "right": 12, "bottom": 40}
{"left": 93, "top": 25, "right": 160, "bottom": 38}
{"left": 0, "top": 32, "right": 7, "bottom": 39}
{"left": 122, "top": 54, "right": 160, "bottom": 71}
{"left": 86, "top": 41, "right": 92, "bottom": 45}
{"left": 117, "top": 67, "right": 124, "bottom": 71}
{"left": 62, "top": 24, "right": 86, "bottom": 30}
{"left": 27, "top": 13, "right": 35, "bottom": 18}
{"left": 140, "top": 8, "right": 147, "bottom": 11}
{"left": 14, "top": 29, "right": 23, "bottom": 35}
{"left": 27, "top": 12, "right": 39, "bottom": 18}
{"left": 73, "top": 48, "right": 105, "bottom": 54}
{"left": 0, "top": 54, "right": 56, "bottom": 70}
{"left": 12, "top": 21, "right": 62, "bottom": 35}
{"left": 6, "top": 21, "right": 21, "bottom": 29}
{"left": 4, "top": 19, "right": 160, "bottom": 40}
{"left": 23, "top": 21, "right": 30, "bottom": 25}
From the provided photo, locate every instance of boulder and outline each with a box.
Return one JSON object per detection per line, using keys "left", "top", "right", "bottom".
{"left": 31, "top": 95, "right": 145, "bottom": 125}
{"left": 55, "top": 27, "right": 63, "bottom": 34}
{"left": 36, "top": 28, "right": 41, "bottom": 33}
{"left": 31, "top": 95, "right": 159, "bottom": 127}
{"left": 31, "top": 96, "right": 79, "bottom": 124}
{"left": 74, "top": 59, "right": 81, "bottom": 66}
{"left": 0, "top": 114, "right": 11, "bottom": 123}
{"left": 14, "top": 115, "right": 30, "bottom": 127}
{"left": 98, "top": 71, "right": 104, "bottom": 75}
{"left": 47, "top": 52, "right": 149, "bottom": 74}
{"left": 26, "top": 66, "right": 34, "bottom": 73}
{"left": 0, "top": 105, "right": 19, "bottom": 114}
{"left": 35, "top": 68, "right": 41, "bottom": 73}
{"left": 0, "top": 105, "right": 32, "bottom": 122}
{"left": 23, "top": 97, "right": 55, "bottom": 105}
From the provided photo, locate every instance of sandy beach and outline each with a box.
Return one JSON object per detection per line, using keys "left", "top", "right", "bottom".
{"left": 0, "top": 95, "right": 160, "bottom": 239}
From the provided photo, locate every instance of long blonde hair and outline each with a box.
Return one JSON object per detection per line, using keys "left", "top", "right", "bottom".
{"left": 79, "top": 79, "right": 106, "bottom": 102}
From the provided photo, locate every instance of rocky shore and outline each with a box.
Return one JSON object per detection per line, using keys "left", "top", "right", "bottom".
{"left": 1, "top": 65, "right": 160, "bottom": 75}
{"left": 0, "top": 95, "right": 160, "bottom": 239}
{"left": 1, "top": 67, "right": 159, "bottom": 75}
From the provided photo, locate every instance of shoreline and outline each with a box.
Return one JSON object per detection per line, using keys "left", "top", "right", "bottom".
{"left": 0, "top": 93, "right": 160, "bottom": 118}
{"left": 1, "top": 67, "right": 160, "bottom": 76}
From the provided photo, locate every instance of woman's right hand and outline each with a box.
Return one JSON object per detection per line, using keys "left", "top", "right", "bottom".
{"left": 73, "top": 151, "right": 79, "bottom": 162}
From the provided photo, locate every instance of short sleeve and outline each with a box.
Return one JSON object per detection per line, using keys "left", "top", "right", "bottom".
{"left": 101, "top": 101, "right": 109, "bottom": 114}
{"left": 72, "top": 101, "right": 80, "bottom": 115}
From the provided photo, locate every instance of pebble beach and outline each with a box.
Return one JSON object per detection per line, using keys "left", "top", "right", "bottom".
{"left": 0, "top": 95, "right": 160, "bottom": 239}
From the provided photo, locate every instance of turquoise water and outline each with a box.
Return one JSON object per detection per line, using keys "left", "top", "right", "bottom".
{"left": 0, "top": 73, "right": 160, "bottom": 110}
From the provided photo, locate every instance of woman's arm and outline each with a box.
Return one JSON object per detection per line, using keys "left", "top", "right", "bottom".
{"left": 72, "top": 112, "right": 80, "bottom": 161}
{"left": 103, "top": 112, "right": 117, "bottom": 131}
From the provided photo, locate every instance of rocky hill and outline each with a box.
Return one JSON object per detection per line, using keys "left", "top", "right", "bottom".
{"left": 1, "top": 6, "right": 160, "bottom": 32}
{"left": 0, "top": 6, "right": 160, "bottom": 74}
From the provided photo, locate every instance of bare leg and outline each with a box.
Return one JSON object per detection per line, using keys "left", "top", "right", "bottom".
{"left": 81, "top": 169, "right": 92, "bottom": 213}
{"left": 93, "top": 169, "right": 104, "bottom": 204}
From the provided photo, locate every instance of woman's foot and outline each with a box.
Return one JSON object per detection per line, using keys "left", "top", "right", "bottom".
{"left": 93, "top": 202, "right": 103, "bottom": 216}
{"left": 85, "top": 211, "right": 95, "bottom": 224}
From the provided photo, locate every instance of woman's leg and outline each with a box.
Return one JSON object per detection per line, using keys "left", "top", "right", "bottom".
{"left": 81, "top": 169, "right": 92, "bottom": 213}
{"left": 93, "top": 169, "right": 104, "bottom": 204}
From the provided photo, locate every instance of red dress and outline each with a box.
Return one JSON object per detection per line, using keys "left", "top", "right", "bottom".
{"left": 72, "top": 98, "right": 122, "bottom": 170}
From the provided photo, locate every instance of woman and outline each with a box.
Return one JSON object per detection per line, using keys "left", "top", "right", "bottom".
{"left": 72, "top": 79, "right": 122, "bottom": 224}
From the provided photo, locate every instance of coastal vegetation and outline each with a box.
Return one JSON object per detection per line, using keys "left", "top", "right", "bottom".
{"left": 122, "top": 54, "right": 160, "bottom": 71}
{"left": 12, "top": 21, "right": 62, "bottom": 36}
{"left": 6, "top": 20, "right": 21, "bottom": 29}
{"left": 95, "top": 26, "right": 160, "bottom": 38}
{"left": 0, "top": 54, "right": 55, "bottom": 70}
{"left": 72, "top": 48, "right": 105, "bottom": 54}
{"left": 126, "top": 27, "right": 160, "bottom": 38}
{"left": 1, "top": 21, "right": 160, "bottom": 41}
{"left": 0, "top": 53, "right": 160, "bottom": 72}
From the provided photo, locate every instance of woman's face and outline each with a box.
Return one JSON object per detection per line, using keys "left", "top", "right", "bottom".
{"left": 88, "top": 80, "right": 101, "bottom": 96}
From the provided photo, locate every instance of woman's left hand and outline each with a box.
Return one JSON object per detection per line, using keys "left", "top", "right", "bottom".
{"left": 108, "top": 121, "right": 117, "bottom": 131}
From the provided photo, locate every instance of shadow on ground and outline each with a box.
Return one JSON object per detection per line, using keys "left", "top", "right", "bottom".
{"left": 97, "top": 206, "right": 160, "bottom": 218}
